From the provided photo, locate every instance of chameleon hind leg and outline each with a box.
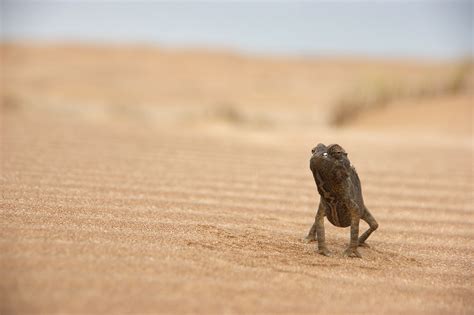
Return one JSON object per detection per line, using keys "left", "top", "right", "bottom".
{"left": 358, "top": 207, "right": 379, "bottom": 247}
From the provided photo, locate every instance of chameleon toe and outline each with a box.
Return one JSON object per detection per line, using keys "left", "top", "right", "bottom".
{"left": 343, "top": 247, "right": 362, "bottom": 258}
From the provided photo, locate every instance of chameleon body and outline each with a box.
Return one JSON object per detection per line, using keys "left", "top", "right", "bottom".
{"left": 305, "top": 143, "right": 378, "bottom": 258}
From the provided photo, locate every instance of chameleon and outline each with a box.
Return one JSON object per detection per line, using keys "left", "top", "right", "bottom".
{"left": 305, "top": 143, "right": 378, "bottom": 258}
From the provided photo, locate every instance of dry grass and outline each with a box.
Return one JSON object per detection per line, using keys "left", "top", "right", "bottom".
{"left": 329, "top": 60, "right": 473, "bottom": 126}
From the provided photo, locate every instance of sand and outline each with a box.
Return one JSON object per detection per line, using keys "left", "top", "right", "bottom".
{"left": 1, "top": 44, "right": 473, "bottom": 314}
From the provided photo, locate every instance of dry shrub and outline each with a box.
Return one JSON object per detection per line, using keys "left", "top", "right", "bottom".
{"left": 210, "top": 102, "right": 245, "bottom": 124}
{"left": 1, "top": 94, "right": 22, "bottom": 112}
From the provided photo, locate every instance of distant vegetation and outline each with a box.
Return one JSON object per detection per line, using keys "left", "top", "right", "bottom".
{"left": 329, "top": 60, "right": 473, "bottom": 126}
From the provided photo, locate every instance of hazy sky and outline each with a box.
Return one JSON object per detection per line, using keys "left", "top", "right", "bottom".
{"left": 1, "top": 1, "right": 472, "bottom": 59}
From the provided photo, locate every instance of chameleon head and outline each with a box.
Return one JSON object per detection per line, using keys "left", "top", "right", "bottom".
{"left": 311, "top": 143, "right": 351, "bottom": 170}
{"left": 310, "top": 144, "right": 330, "bottom": 174}
{"left": 311, "top": 143, "right": 347, "bottom": 159}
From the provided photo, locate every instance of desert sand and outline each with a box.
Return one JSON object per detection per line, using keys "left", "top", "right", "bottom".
{"left": 1, "top": 44, "right": 473, "bottom": 314}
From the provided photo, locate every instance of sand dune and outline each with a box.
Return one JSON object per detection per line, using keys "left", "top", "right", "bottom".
{"left": 1, "top": 44, "right": 473, "bottom": 314}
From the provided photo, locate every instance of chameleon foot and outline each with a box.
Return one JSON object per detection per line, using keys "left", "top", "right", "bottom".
{"left": 343, "top": 247, "right": 362, "bottom": 258}
{"left": 318, "top": 247, "right": 331, "bottom": 256}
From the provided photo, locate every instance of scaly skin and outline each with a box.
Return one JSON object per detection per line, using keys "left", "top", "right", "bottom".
{"left": 305, "top": 143, "right": 378, "bottom": 258}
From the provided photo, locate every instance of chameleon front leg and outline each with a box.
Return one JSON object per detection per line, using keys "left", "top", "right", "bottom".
{"left": 304, "top": 200, "right": 324, "bottom": 242}
{"left": 343, "top": 201, "right": 362, "bottom": 258}
{"left": 315, "top": 203, "right": 330, "bottom": 256}
{"left": 304, "top": 221, "right": 317, "bottom": 242}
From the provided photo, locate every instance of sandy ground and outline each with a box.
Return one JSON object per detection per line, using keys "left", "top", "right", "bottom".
{"left": 1, "top": 44, "right": 473, "bottom": 314}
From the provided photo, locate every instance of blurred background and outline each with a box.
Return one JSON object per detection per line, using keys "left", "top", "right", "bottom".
{"left": 1, "top": 0, "right": 472, "bottom": 133}
{"left": 2, "top": 2, "right": 474, "bottom": 314}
